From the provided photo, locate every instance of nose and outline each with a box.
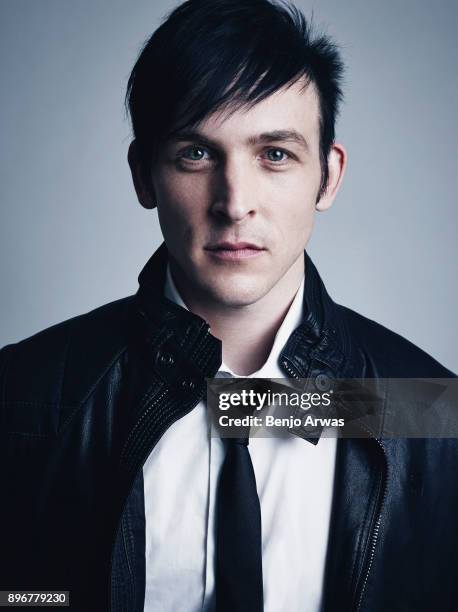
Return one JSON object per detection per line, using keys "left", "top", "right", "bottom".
{"left": 210, "top": 157, "right": 257, "bottom": 223}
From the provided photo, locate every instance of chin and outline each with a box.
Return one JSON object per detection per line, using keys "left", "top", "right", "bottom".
{"left": 201, "top": 274, "right": 270, "bottom": 308}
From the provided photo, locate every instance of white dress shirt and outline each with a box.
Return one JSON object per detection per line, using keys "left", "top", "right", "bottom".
{"left": 143, "top": 267, "right": 337, "bottom": 612}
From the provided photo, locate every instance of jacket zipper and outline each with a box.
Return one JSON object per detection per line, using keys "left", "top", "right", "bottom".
{"left": 354, "top": 433, "right": 388, "bottom": 612}
{"left": 120, "top": 388, "right": 169, "bottom": 468}
{"left": 280, "top": 355, "right": 389, "bottom": 612}
{"left": 109, "top": 326, "right": 214, "bottom": 610}
{"left": 108, "top": 386, "right": 170, "bottom": 612}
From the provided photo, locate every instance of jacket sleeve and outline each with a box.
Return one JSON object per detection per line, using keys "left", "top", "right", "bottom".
{"left": 0, "top": 342, "right": 53, "bottom": 591}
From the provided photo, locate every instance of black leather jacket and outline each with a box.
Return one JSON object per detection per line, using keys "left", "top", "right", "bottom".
{"left": 0, "top": 244, "right": 456, "bottom": 612}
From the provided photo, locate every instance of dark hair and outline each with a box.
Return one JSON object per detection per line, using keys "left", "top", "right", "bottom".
{"left": 126, "top": 0, "right": 344, "bottom": 197}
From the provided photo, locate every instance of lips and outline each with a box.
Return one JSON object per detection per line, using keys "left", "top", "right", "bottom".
{"left": 205, "top": 241, "right": 266, "bottom": 261}
{"left": 206, "top": 241, "right": 264, "bottom": 251}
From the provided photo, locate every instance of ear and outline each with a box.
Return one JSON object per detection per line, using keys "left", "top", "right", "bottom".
{"left": 128, "top": 140, "right": 156, "bottom": 209}
{"left": 315, "top": 143, "right": 347, "bottom": 212}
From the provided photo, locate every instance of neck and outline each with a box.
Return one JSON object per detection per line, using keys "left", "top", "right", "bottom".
{"left": 171, "top": 255, "right": 304, "bottom": 376}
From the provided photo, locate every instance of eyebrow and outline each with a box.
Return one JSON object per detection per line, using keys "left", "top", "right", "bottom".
{"left": 246, "top": 130, "right": 309, "bottom": 152}
{"left": 169, "top": 129, "right": 309, "bottom": 152}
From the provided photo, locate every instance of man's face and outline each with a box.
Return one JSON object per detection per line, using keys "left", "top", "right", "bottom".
{"left": 149, "top": 79, "right": 331, "bottom": 308}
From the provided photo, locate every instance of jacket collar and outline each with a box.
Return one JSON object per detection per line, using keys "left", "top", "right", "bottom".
{"left": 279, "top": 249, "right": 357, "bottom": 380}
{"left": 133, "top": 242, "right": 221, "bottom": 392}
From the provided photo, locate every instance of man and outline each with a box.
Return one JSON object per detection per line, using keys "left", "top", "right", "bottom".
{"left": 0, "top": 1, "right": 456, "bottom": 611}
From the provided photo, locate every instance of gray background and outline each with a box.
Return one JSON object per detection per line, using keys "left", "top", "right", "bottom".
{"left": 1, "top": 0, "right": 457, "bottom": 372}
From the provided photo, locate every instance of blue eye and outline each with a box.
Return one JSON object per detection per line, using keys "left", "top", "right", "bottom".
{"left": 182, "top": 146, "right": 209, "bottom": 161}
{"left": 266, "top": 148, "right": 288, "bottom": 162}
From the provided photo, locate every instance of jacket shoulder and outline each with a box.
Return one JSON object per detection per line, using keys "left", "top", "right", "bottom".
{"left": 0, "top": 296, "right": 135, "bottom": 408}
{"left": 337, "top": 304, "right": 455, "bottom": 378}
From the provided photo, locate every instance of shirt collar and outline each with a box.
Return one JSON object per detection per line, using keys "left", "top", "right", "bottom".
{"left": 251, "top": 275, "right": 304, "bottom": 378}
{"left": 164, "top": 264, "right": 188, "bottom": 310}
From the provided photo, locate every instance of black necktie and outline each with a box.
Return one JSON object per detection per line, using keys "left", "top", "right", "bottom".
{"left": 215, "top": 434, "right": 264, "bottom": 612}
